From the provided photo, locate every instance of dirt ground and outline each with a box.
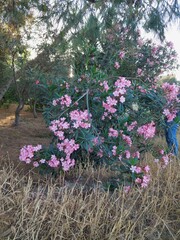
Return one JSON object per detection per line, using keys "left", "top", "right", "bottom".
{"left": 0, "top": 104, "right": 51, "bottom": 174}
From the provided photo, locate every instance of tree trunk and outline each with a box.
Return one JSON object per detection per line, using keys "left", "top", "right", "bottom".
{"left": 0, "top": 79, "right": 13, "bottom": 101}
{"left": 13, "top": 99, "right": 24, "bottom": 126}
{"left": 33, "top": 99, "right": 38, "bottom": 118}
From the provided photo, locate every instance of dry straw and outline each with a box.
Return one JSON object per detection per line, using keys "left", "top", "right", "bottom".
{"left": 0, "top": 152, "right": 179, "bottom": 240}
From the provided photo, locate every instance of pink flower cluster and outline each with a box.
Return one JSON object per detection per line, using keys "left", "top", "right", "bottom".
{"left": 57, "top": 138, "right": 79, "bottom": 171}
{"left": 162, "top": 83, "right": 179, "bottom": 102}
{"left": 52, "top": 94, "right": 72, "bottom": 108}
{"left": 49, "top": 118, "right": 70, "bottom": 140}
{"left": 163, "top": 108, "right": 177, "bottom": 122}
{"left": 108, "top": 127, "right": 118, "bottom": 138}
{"left": 48, "top": 155, "right": 60, "bottom": 168}
{"left": 127, "top": 121, "right": 137, "bottom": 131}
{"left": 137, "top": 121, "right": 156, "bottom": 139}
{"left": 70, "top": 109, "right": 91, "bottom": 129}
{"left": 19, "top": 144, "right": 42, "bottom": 164}
{"left": 122, "top": 134, "right": 132, "bottom": 147}
{"left": 114, "top": 61, "right": 120, "bottom": 69}
{"left": 103, "top": 96, "right": 117, "bottom": 115}
{"left": 119, "top": 51, "right": 125, "bottom": 59}
{"left": 100, "top": 80, "right": 110, "bottom": 92}
{"left": 154, "top": 150, "right": 172, "bottom": 168}
{"left": 113, "top": 77, "right": 131, "bottom": 103}
{"left": 130, "top": 165, "right": 151, "bottom": 188}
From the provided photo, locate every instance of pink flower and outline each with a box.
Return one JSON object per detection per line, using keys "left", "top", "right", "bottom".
{"left": 108, "top": 128, "right": 118, "bottom": 138}
{"left": 141, "top": 175, "right": 150, "bottom": 188}
{"left": 137, "top": 68, "right": 143, "bottom": 76}
{"left": 137, "top": 121, "right": 156, "bottom": 140}
{"left": 132, "top": 151, "right": 140, "bottom": 159}
{"left": 127, "top": 121, "right": 137, "bottom": 131}
{"left": 57, "top": 138, "right": 79, "bottom": 158}
{"left": 35, "top": 80, "right": 40, "bottom": 85}
{"left": 114, "top": 62, "right": 120, "bottom": 69}
{"left": 122, "top": 134, "right": 132, "bottom": 147}
{"left": 19, "top": 145, "right": 42, "bottom": 164}
{"left": 97, "top": 149, "right": 103, "bottom": 158}
{"left": 144, "top": 165, "right": 150, "bottom": 173}
{"left": 100, "top": 81, "right": 109, "bottom": 92}
{"left": 119, "top": 51, "right": 125, "bottom": 59}
{"left": 33, "top": 161, "right": 39, "bottom": 167}
{"left": 135, "top": 166, "right": 142, "bottom": 174}
{"left": 70, "top": 109, "right": 91, "bottom": 129}
{"left": 112, "top": 146, "right": 117, "bottom": 156}
{"left": 124, "top": 185, "right": 131, "bottom": 193}
{"left": 120, "top": 96, "right": 125, "bottom": 103}
{"left": 48, "top": 155, "right": 60, "bottom": 168}
{"left": 40, "top": 159, "right": 46, "bottom": 164}
{"left": 159, "top": 150, "right": 164, "bottom": 155}
{"left": 135, "top": 178, "right": 142, "bottom": 184}
{"left": 125, "top": 150, "right": 131, "bottom": 159}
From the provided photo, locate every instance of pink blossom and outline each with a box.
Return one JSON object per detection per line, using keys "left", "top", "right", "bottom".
{"left": 114, "top": 62, "right": 120, "bottom": 69}
{"left": 40, "top": 159, "right": 46, "bottom": 164}
{"left": 127, "top": 121, "right": 137, "bottom": 131}
{"left": 60, "top": 95, "right": 72, "bottom": 107}
{"left": 48, "top": 155, "right": 60, "bottom": 168}
{"left": 141, "top": 175, "right": 151, "bottom": 188}
{"left": 112, "top": 146, "right": 117, "bottom": 156}
{"left": 60, "top": 157, "right": 75, "bottom": 171}
{"left": 159, "top": 149, "right": 164, "bottom": 155}
{"left": 132, "top": 151, "right": 140, "bottom": 159}
{"left": 19, "top": 145, "right": 41, "bottom": 164}
{"left": 120, "top": 96, "right": 125, "bottom": 103}
{"left": 57, "top": 138, "right": 79, "bottom": 158}
{"left": 137, "top": 68, "right": 143, "bottom": 76}
{"left": 135, "top": 178, "right": 142, "bottom": 184}
{"left": 100, "top": 81, "right": 109, "bottom": 92}
{"left": 124, "top": 185, "right": 131, "bottom": 193}
{"left": 125, "top": 150, "right": 131, "bottom": 159}
{"left": 137, "top": 121, "right": 156, "bottom": 139}
{"left": 162, "top": 82, "right": 179, "bottom": 102}
{"left": 144, "top": 165, "right": 150, "bottom": 173}
{"left": 33, "top": 161, "right": 39, "bottom": 167}
{"left": 35, "top": 80, "right": 40, "bottom": 85}
{"left": 162, "top": 154, "right": 169, "bottom": 166}
{"left": 122, "top": 134, "right": 132, "bottom": 147}
{"left": 119, "top": 51, "right": 125, "bottom": 59}
{"left": 108, "top": 128, "right": 118, "bottom": 138}
{"left": 97, "top": 149, "right": 103, "bottom": 158}
{"left": 70, "top": 109, "right": 91, "bottom": 129}
{"left": 135, "top": 166, "right": 142, "bottom": 174}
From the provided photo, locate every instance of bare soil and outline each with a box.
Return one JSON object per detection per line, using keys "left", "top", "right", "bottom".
{"left": 0, "top": 104, "right": 51, "bottom": 174}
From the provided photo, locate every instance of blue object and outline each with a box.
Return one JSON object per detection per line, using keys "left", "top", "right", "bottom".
{"left": 165, "top": 121, "right": 179, "bottom": 156}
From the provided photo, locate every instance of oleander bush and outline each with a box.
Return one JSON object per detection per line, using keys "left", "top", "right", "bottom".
{"left": 19, "top": 27, "right": 180, "bottom": 189}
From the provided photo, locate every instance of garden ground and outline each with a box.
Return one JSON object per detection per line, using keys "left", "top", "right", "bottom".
{"left": 0, "top": 104, "right": 180, "bottom": 239}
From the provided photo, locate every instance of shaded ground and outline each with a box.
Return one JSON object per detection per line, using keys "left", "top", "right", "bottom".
{"left": 0, "top": 104, "right": 51, "bottom": 174}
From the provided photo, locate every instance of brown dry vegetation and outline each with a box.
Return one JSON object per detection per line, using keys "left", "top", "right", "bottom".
{"left": 0, "top": 105, "right": 180, "bottom": 239}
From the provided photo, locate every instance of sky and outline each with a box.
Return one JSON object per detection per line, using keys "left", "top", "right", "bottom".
{"left": 165, "top": 23, "right": 180, "bottom": 80}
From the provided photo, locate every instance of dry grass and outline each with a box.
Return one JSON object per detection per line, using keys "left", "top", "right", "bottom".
{"left": 0, "top": 154, "right": 180, "bottom": 240}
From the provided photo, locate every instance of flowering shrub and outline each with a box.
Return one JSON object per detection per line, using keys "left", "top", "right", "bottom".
{"left": 19, "top": 28, "right": 179, "bottom": 189}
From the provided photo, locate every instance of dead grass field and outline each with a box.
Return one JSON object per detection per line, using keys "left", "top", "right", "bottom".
{"left": 0, "top": 104, "right": 180, "bottom": 239}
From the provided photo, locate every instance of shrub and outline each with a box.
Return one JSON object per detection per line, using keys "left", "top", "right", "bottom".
{"left": 19, "top": 28, "right": 180, "bottom": 189}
